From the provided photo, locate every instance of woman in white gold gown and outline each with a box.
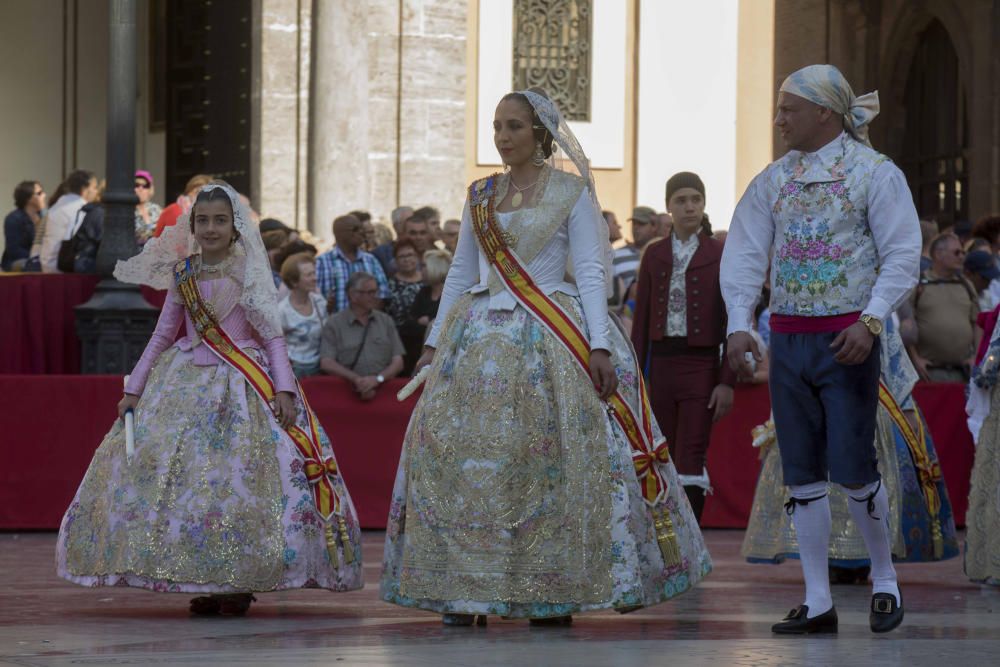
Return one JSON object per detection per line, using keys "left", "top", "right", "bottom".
{"left": 380, "top": 90, "right": 711, "bottom": 625}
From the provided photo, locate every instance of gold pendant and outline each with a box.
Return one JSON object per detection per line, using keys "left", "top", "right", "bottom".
{"left": 511, "top": 191, "right": 523, "bottom": 208}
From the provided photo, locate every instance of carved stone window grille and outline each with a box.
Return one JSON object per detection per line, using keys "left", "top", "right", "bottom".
{"left": 512, "top": 0, "right": 592, "bottom": 121}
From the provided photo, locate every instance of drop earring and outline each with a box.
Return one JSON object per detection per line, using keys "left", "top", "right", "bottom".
{"left": 532, "top": 141, "right": 546, "bottom": 167}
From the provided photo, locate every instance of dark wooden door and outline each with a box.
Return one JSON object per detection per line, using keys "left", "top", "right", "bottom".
{"left": 898, "top": 20, "right": 968, "bottom": 227}
{"left": 164, "top": 0, "right": 252, "bottom": 200}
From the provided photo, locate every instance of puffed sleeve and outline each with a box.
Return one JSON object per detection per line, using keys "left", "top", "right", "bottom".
{"left": 124, "top": 286, "right": 184, "bottom": 395}
{"left": 862, "top": 162, "right": 921, "bottom": 320}
{"left": 720, "top": 172, "right": 775, "bottom": 335}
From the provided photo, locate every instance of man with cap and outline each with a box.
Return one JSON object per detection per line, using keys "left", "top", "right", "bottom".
{"left": 722, "top": 64, "right": 920, "bottom": 635}
{"left": 965, "top": 249, "right": 999, "bottom": 313}
{"left": 631, "top": 172, "right": 735, "bottom": 522}
{"left": 613, "top": 206, "right": 661, "bottom": 289}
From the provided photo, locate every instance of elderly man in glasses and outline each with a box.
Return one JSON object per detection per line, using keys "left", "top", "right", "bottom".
{"left": 320, "top": 271, "right": 404, "bottom": 401}
{"left": 907, "top": 231, "right": 981, "bottom": 383}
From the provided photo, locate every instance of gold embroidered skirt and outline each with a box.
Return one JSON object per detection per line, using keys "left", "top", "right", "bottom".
{"left": 966, "top": 384, "right": 1000, "bottom": 585}
{"left": 742, "top": 405, "right": 959, "bottom": 565}
{"left": 380, "top": 293, "right": 711, "bottom": 618}
{"left": 56, "top": 346, "right": 364, "bottom": 593}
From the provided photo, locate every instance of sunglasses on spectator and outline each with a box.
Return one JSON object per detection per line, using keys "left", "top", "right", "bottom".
{"left": 134, "top": 181, "right": 151, "bottom": 189}
{"left": 353, "top": 288, "right": 379, "bottom": 296}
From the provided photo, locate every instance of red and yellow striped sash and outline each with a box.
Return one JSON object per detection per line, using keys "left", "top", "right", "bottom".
{"left": 878, "top": 380, "right": 944, "bottom": 557}
{"left": 173, "top": 257, "right": 353, "bottom": 564}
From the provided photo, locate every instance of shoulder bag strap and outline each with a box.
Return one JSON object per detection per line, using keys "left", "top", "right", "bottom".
{"left": 346, "top": 317, "right": 373, "bottom": 370}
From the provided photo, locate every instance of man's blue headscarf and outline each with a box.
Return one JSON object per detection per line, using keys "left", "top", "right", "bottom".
{"left": 780, "top": 64, "right": 880, "bottom": 147}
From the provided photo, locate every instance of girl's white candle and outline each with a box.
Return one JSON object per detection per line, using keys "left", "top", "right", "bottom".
{"left": 123, "top": 375, "right": 135, "bottom": 460}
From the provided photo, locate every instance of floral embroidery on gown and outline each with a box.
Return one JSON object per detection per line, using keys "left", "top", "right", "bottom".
{"left": 380, "top": 168, "right": 711, "bottom": 619}
{"left": 966, "top": 306, "right": 1000, "bottom": 585}
{"left": 741, "top": 407, "right": 958, "bottom": 566}
{"left": 57, "top": 184, "right": 363, "bottom": 595}
{"left": 742, "top": 318, "right": 958, "bottom": 566}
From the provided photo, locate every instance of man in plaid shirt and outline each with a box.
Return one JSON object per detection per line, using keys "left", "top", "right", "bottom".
{"left": 316, "top": 214, "right": 390, "bottom": 313}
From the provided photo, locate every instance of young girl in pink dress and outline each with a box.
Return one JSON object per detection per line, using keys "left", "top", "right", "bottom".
{"left": 57, "top": 182, "right": 363, "bottom": 615}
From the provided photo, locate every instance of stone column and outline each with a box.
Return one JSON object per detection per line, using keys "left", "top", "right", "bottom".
{"left": 396, "top": 0, "right": 467, "bottom": 219}
{"left": 308, "top": 0, "right": 370, "bottom": 241}
{"left": 252, "top": 0, "right": 310, "bottom": 230}
{"left": 76, "top": 0, "right": 158, "bottom": 375}
{"left": 96, "top": 0, "right": 139, "bottom": 276}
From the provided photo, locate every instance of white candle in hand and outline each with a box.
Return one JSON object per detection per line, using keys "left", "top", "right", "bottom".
{"left": 397, "top": 366, "right": 430, "bottom": 402}
{"left": 124, "top": 410, "right": 135, "bottom": 460}
{"left": 123, "top": 375, "right": 135, "bottom": 461}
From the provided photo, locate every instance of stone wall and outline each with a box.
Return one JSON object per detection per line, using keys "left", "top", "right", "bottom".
{"left": 254, "top": 0, "right": 468, "bottom": 240}
{"left": 365, "top": 0, "right": 469, "bottom": 226}
{"left": 253, "top": 0, "right": 311, "bottom": 230}
{"left": 396, "top": 0, "right": 468, "bottom": 221}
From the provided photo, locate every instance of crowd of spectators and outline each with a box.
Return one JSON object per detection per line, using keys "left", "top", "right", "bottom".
{"left": 2, "top": 170, "right": 206, "bottom": 275}
{"left": 2, "top": 169, "right": 464, "bottom": 400}
{"left": 604, "top": 198, "right": 1000, "bottom": 392}
{"left": 6, "top": 170, "right": 1000, "bottom": 399}
{"left": 237, "top": 202, "right": 458, "bottom": 399}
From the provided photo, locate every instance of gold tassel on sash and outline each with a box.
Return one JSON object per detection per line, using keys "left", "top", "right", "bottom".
{"left": 931, "top": 518, "right": 944, "bottom": 560}
{"left": 653, "top": 507, "right": 682, "bottom": 568}
{"left": 338, "top": 515, "right": 355, "bottom": 565}
{"left": 879, "top": 384, "right": 949, "bottom": 560}
{"left": 323, "top": 515, "right": 356, "bottom": 566}
{"left": 324, "top": 522, "right": 340, "bottom": 568}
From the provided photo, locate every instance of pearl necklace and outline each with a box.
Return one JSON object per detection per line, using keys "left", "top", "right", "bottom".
{"left": 198, "top": 253, "right": 232, "bottom": 276}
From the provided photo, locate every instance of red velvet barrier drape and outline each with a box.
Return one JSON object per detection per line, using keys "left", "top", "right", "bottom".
{"left": 0, "top": 377, "right": 974, "bottom": 531}
{"left": 0, "top": 274, "right": 165, "bottom": 374}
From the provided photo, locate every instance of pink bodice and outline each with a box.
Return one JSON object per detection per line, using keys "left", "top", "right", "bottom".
{"left": 124, "top": 278, "right": 296, "bottom": 396}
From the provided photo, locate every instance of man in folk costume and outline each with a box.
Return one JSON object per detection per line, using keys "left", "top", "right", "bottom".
{"left": 631, "top": 172, "right": 736, "bottom": 522}
{"left": 722, "top": 64, "right": 921, "bottom": 634}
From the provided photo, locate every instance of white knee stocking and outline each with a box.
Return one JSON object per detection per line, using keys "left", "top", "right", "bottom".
{"left": 787, "top": 481, "right": 833, "bottom": 617}
{"left": 842, "top": 479, "right": 900, "bottom": 605}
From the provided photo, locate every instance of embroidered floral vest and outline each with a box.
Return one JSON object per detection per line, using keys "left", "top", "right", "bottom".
{"left": 769, "top": 134, "right": 889, "bottom": 317}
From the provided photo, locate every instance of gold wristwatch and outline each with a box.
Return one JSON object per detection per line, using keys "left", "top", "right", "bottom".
{"left": 859, "top": 314, "right": 884, "bottom": 336}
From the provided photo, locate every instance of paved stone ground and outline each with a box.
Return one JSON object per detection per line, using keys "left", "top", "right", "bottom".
{"left": 2, "top": 530, "right": 996, "bottom": 666}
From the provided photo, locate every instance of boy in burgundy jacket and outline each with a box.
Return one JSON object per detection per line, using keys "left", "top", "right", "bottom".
{"left": 631, "top": 172, "right": 735, "bottom": 521}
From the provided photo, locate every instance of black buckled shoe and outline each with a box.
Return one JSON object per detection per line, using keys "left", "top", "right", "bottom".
{"left": 870, "top": 592, "right": 903, "bottom": 633}
{"left": 771, "top": 605, "right": 838, "bottom": 634}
